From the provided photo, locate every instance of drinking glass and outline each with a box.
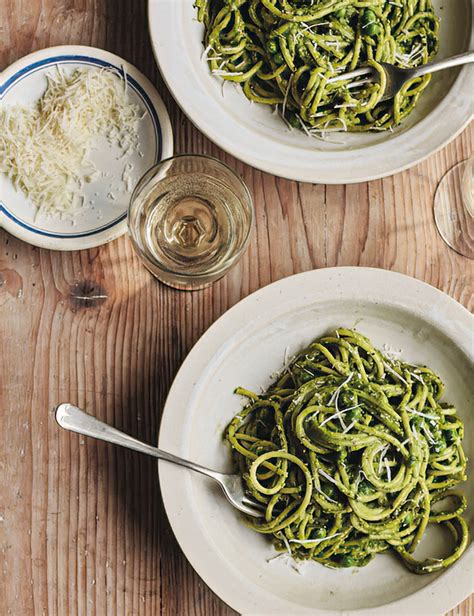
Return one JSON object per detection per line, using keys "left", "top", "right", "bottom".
{"left": 434, "top": 156, "right": 474, "bottom": 259}
{"left": 128, "top": 155, "right": 254, "bottom": 290}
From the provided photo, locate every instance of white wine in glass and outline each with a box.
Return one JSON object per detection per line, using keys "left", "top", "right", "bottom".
{"left": 128, "top": 155, "right": 253, "bottom": 290}
{"left": 434, "top": 157, "right": 474, "bottom": 259}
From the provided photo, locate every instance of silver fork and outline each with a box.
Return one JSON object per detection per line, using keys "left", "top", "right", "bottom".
{"left": 55, "top": 403, "right": 264, "bottom": 518}
{"left": 328, "top": 51, "right": 474, "bottom": 101}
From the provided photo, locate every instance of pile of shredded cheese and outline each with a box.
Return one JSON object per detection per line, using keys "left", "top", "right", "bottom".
{"left": 0, "top": 67, "right": 142, "bottom": 218}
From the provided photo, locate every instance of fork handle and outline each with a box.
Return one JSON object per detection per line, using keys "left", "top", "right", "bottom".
{"left": 411, "top": 51, "right": 474, "bottom": 80}
{"left": 55, "top": 403, "right": 223, "bottom": 482}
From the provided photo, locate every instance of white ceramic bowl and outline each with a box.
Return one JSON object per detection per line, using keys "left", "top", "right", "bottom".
{"left": 158, "top": 267, "right": 473, "bottom": 616}
{"left": 148, "top": 0, "right": 473, "bottom": 183}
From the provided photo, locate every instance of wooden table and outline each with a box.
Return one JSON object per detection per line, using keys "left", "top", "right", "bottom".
{"left": 1, "top": 2, "right": 472, "bottom": 615}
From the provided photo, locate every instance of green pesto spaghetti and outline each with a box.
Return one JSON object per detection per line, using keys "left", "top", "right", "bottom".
{"left": 226, "top": 328, "right": 468, "bottom": 573}
{"left": 196, "top": 1, "right": 440, "bottom": 134}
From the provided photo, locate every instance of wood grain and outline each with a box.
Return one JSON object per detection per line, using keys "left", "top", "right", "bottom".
{"left": 0, "top": 1, "right": 472, "bottom": 615}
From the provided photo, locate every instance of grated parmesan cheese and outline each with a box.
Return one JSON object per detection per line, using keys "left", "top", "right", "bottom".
{"left": 0, "top": 67, "right": 142, "bottom": 218}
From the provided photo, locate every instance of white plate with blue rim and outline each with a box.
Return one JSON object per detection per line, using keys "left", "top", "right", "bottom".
{"left": 0, "top": 45, "right": 173, "bottom": 251}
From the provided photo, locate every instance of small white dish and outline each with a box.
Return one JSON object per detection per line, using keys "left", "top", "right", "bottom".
{"left": 158, "top": 267, "right": 473, "bottom": 616}
{"left": 148, "top": 0, "right": 473, "bottom": 184}
{"left": 0, "top": 45, "right": 173, "bottom": 250}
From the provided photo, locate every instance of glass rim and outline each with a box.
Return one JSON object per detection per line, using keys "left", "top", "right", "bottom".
{"left": 127, "top": 153, "right": 255, "bottom": 281}
{"left": 434, "top": 158, "right": 474, "bottom": 260}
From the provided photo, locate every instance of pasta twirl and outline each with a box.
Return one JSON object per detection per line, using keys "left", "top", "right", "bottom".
{"left": 196, "top": 0, "right": 439, "bottom": 134}
{"left": 226, "top": 328, "right": 468, "bottom": 573}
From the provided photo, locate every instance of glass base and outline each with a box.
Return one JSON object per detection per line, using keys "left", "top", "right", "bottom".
{"left": 434, "top": 160, "right": 474, "bottom": 259}
{"left": 141, "top": 260, "right": 223, "bottom": 291}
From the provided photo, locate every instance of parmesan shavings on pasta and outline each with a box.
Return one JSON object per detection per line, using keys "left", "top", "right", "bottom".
{"left": 0, "top": 67, "right": 142, "bottom": 218}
